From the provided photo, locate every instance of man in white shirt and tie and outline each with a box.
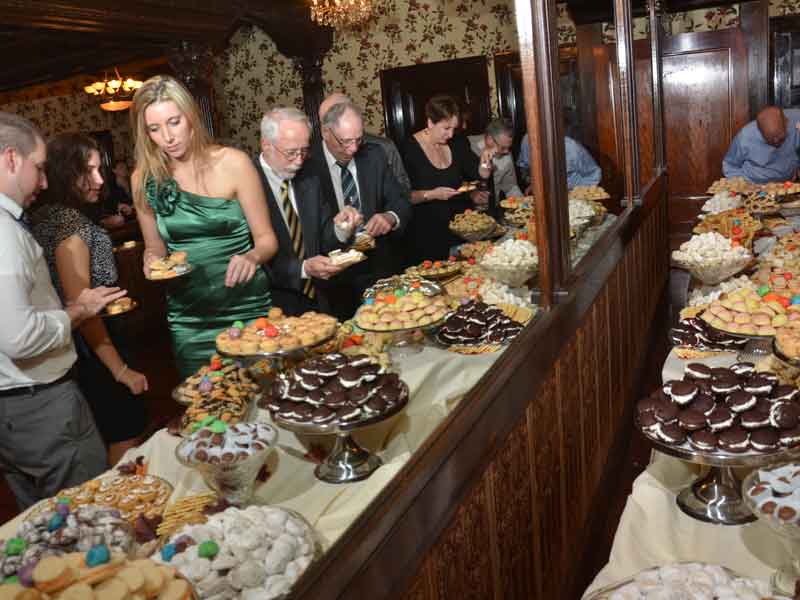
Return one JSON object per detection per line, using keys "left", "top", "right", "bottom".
{"left": 254, "top": 107, "right": 361, "bottom": 316}
{"left": 0, "top": 112, "right": 125, "bottom": 508}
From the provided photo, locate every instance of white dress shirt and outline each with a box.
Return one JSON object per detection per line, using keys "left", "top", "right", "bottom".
{"left": 322, "top": 141, "right": 400, "bottom": 228}
{"left": 468, "top": 134, "right": 523, "bottom": 199}
{"left": 259, "top": 154, "right": 348, "bottom": 280}
{"left": 0, "top": 192, "right": 76, "bottom": 390}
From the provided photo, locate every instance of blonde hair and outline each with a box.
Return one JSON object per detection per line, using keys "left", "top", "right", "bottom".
{"left": 130, "top": 75, "right": 212, "bottom": 209}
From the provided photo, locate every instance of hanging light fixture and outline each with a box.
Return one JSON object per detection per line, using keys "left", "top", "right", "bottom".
{"left": 84, "top": 68, "right": 143, "bottom": 111}
{"left": 309, "top": 0, "right": 375, "bottom": 29}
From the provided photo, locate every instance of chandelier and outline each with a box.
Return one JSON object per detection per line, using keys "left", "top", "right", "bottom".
{"left": 309, "top": 0, "right": 374, "bottom": 28}
{"left": 83, "top": 68, "right": 143, "bottom": 112}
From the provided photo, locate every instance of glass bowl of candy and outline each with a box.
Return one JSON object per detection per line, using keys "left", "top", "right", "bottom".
{"left": 175, "top": 419, "right": 278, "bottom": 505}
{"left": 743, "top": 462, "right": 800, "bottom": 596}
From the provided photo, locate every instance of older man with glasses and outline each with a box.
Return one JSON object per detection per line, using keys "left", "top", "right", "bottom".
{"left": 468, "top": 118, "right": 523, "bottom": 203}
{"left": 305, "top": 99, "right": 411, "bottom": 320}
{"left": 254, "top": 106, "right": 361, "bottom": 316}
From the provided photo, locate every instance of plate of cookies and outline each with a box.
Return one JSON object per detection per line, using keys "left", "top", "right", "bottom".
{"left": 172, "top": 355, "right": 260, "bottom": 407}
{"left": 699, "top": 288, "right": 800, "bottom": 339}
{"left": 449, "top": 210, "right": 499, "bottom": 242}
{"left": 146, "top": 252, "right": 193, "bottom": 281}
{"left": 405, "top": 257, "right": 462, "bottom": 280}
{"left": 215, "top": 308, "right": 338, "bottom": 358}
{"left": 354, "top": 289, "right": 455, "bottom": 333}
{"left": 102, "top": 297, "right": 138, "bottom": 318}
{"left": 363, "top": 275, "right": 444, "bottom": 299}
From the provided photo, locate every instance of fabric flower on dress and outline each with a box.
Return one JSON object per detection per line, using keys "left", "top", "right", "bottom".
{"left": 145, "top": 176, "right": 179, "bottom": 217}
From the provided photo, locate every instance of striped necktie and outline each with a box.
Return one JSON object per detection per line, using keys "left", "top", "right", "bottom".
{"left": 338, "top": 162, "right": 361, "bottom": 212}
{"left": 280, "top": 181, "right": 314, "bottom": 299}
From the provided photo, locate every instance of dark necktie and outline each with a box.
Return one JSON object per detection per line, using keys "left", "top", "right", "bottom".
{"left": 337, "top": 162, "right": 361, "bottom": 212}
{"left": 17, "top": 212, "right": 31, "bottom": 233}
{"left": 279, "top": 181, "right": 314, "bottom": 299}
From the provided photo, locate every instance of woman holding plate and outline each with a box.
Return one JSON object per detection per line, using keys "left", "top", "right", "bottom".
{"left": 130, "top": 75, "right": 278, "bottom": 377}
{"left": 32, "top": 133, "right": 148, "bottom": 465}
{"left": 400, "top": 94, "right": 495, "bottom": 265}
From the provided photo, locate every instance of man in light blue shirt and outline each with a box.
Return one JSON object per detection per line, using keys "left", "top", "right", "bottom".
{"left": 722, "top": 106, "right": 800, "bottom": 183}
{"left": 517, "top": 133, "right": 601, "bottom": 190}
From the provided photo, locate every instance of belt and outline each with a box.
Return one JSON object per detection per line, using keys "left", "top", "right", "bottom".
{"left": 0, "top": 371, "right": 73, "bottom": 398}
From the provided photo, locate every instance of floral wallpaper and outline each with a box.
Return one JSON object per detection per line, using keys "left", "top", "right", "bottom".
{"left": 213, "top": 25, "right": 305, "bottom": 152}
{"left": 772, "top": 0, "right": 800, "bottom": 16}
{"left": 0, "top": 92, "right": 132, "bottom": 163}
{"left": 322, "top": 0, "right": 518, "bottom": 133}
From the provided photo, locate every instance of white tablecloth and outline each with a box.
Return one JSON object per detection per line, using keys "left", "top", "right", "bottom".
{"left": 586, "top": 349, "right": 794, "bottom": 596}
{"left": 0, "top": 345, "right": 501, "bottom": 550}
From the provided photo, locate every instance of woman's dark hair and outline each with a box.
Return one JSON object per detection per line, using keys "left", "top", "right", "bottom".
{"left": 38, "top": 133, "right": 101, "bottom": 220}
{"left": 425, "top": 94, "right": 461, "bottom": 125}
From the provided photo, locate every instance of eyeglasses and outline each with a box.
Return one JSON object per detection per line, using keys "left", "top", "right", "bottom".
{"left": 490, "top": 135, "right": 513, "bottom": 155}
{"left": 274, "top": 145, "right": 310, "bottom": 161}
{"left": 328, "top": 128, "right": 363, "bottom": 149}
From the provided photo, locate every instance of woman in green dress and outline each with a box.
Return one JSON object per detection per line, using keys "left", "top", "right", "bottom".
{"left": 131, "top": 75, "right": 278, "bottom": 377}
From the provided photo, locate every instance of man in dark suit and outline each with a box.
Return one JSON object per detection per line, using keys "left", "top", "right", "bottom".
{"left": 305, "top": 99, "right": 412, "bottom": 320}
{"left": 255, "top": 106, "right": 362, "bottom": 316}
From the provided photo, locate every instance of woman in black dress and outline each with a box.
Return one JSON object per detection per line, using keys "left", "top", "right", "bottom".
{"left": 32, "top": 133, "right": 148, "bottom": 465}
{"left": 400, "top": 94, "right": 496, "bottom": 265}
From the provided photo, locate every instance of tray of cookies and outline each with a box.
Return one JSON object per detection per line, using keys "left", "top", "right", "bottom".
{"left": 434, "top": 300, "right": 525, "bottom": 351}
{"left": 404, "top": 256, "right": 462, "bottom": 280}
{"left": 743, "top": 190, "right": 781, "bottom": 216}
{"left": 363, "top": 275, "right": 444, "bottom": 299}
{"left": 146, "top": 251, "right": 193, "bottom": 281}
{"left": 215, "top": 308, "right": 338, "bottom": 358}
{"left": 692, "top": 208, "right": 762, "bottom": 249}
{"left": 585, "top": 563, "right": 785, "bottom": 600}
{"left": 568, "top": 185, "right": 610, "bottom": 202}
{"left": 153, "top": 504, "right": 319, "bottom": 600}
{"left": 504, "top": 206, "right": 532, "bottom": 227}
{"left": 706, "top": 176, "right": 760, "bottom": 195}
{"left": 449, "top": 210, "right": 499, "bottom": 242}
{"left": 354, "top": 289, "right": 455, "bottom": 333}
{"left": 456, "top": 240, "right": 494, "bottom": 261}
{"left": 39, "top": 473, "right": 174, "bottom": 524}
{"left": 0, "top": 548, "right": 199, "bottom": 599}
{"left": 261, "top": 352, "right": 409, "bottom": 433}
{"left": 636, "top": 363, "right": 800, "bottom": 465}
{"left": 3, "top": 503, "right": 136, "bottom": 580}
{"left": 173, "top": 355, "right": 260, "bottom": 406}
{"left": 744, "top": 462, "right": 800, "bottom": 533}
{"left": 700, "top": 288, "right": 800, "bottom": 338}
{"left": 500, "top": 195, "right": 533, "bottom": 209}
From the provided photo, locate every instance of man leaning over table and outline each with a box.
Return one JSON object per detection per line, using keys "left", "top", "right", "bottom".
{"left": 0, "top": 112, "right": 126, "bottom": 509}
{"left": 468, "top": 118, "right": 523, "bottom": 202}
{"left": 723, "top": 106, "right": 800, "bottom": 184}
{"left": 517, "top": 133, "right": 601, "bottom": 192}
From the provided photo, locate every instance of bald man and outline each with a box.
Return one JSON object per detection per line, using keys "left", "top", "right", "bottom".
{"left": 722, "top": 106, "right": 800, "bottom": 184}
{"left": 318, "top": 93, "right": 410, "bottom": 191}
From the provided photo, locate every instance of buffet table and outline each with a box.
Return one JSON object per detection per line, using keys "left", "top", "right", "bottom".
{"left": 0, "top": 344, "right": 501, "bottom": 549}
{"left": 583, "top": 347, "right": 797, "bottom": 597}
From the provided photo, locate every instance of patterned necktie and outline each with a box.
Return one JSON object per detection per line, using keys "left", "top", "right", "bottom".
{"left": 279, "top": 181, "right": 314, "bottom": 299}
{"left": 338, "top": 162, "right": 361, "bottom": 212}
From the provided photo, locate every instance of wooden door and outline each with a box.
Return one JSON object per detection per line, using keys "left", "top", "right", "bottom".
{"left": 772, "top": 15, "right": 800, "bottom": 108}
{"left": 661, "top": 29, "right": 749, "bottom": 243}
{"left": 379, "top": 56, "right": 490, "bottom": 145}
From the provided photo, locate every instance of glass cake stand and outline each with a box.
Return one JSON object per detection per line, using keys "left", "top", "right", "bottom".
{"left": 704, "top": 323, "right": 775, "bottom": 363}
{"left": 638, "top": 423, "right": 800, "bottom": 525}
{"left": 271, "top": 382, "right": 409, "bottom": 484}
{"left": 357, "top": 317, "right": 450, "bottom": 359}
{"left": 743, "top": 465, "right": 800, "bottom": 596}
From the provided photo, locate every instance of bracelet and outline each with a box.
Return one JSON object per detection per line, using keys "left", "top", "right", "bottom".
{"left": 114, "top": 364, "right": 129, "bottom": 382}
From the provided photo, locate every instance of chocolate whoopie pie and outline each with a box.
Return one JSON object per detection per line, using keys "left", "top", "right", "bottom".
{"left": 689, "top": 394, "right": 716, "bottom": 416}
{"left": 770, "top": 385, "right": 800, "bottom": 403}
{"left": 740, "top": 409, "right": 771, "bottom": 430}
{"left": 677, "top": 409, "right": 707, "bottom": 431}
{"left": 669, "top": 381, "right": 698, "bottom": 406}
{"left": 707, "top": 405, "right": 735, "bottom": 432}
{"left": 730, "top": 362, "right": 756, "bottom": 377}
{"left": 689, "top": 430, "right": 718, "bottom": 451}
{"left": 718, "top": 426, "right": 750, "bottom": 453}
{"left": 658, "top": 422, "right": 687, "bottom": 445}
{"left": 711, "top": 374, "right": 740, "bottom": 395}
{"left": 637, "top": 396, "right": 664, "bottom": 415}
{"left": 638, "top": 412, "right": 659, "bottom": 433}
{"left": 779, "top": 426, "right": 800, "bottom": 447}
{"left": 750, "top": 429, "right": 780, "bottom": 452}
{"left": 653, "top": 403, "right": 679, "bottom": 425}
{"left": 743, "top": 374, "right": 775, "bottom": 396}
{"left": 685, "top": 363, "right": 713, "bottom": 380}
{"left": 770, "top": 401, "right": 800, "bottom": 429}
{"left": 726, "top": 390, "right": 757, "bottom": 414}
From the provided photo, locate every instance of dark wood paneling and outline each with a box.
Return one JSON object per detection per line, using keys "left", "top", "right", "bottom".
{"left": 771, "top": 14, "right": 800, "bottom": 109}
{"left": 636, "top": 41, "right": 655, "bottom": 188}
{"left": 662, "top": 29, "right": 749, "bottom": 199}
{"left": 741, "top": 0, "right": 770, "bottom": 116}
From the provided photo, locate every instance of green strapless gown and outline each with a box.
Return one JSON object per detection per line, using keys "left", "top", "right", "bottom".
{"left": 146, "top": 178, "right": 271, "bottom": 377}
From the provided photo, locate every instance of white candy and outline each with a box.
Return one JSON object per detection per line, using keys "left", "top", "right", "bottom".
{"left": 702, "top": 191, "right": 741, "bottom": 214}
{"left": 671, "top": 232, "right": 751, "bottom": 268}
{"left": 478, "top": 280, "right": 534, "bottom": 309}
{"left": 688, "top": 276, "right": 755, "bottom": 307}
{"left": 481, "top": 239, "right": 538, "bottom": 269}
